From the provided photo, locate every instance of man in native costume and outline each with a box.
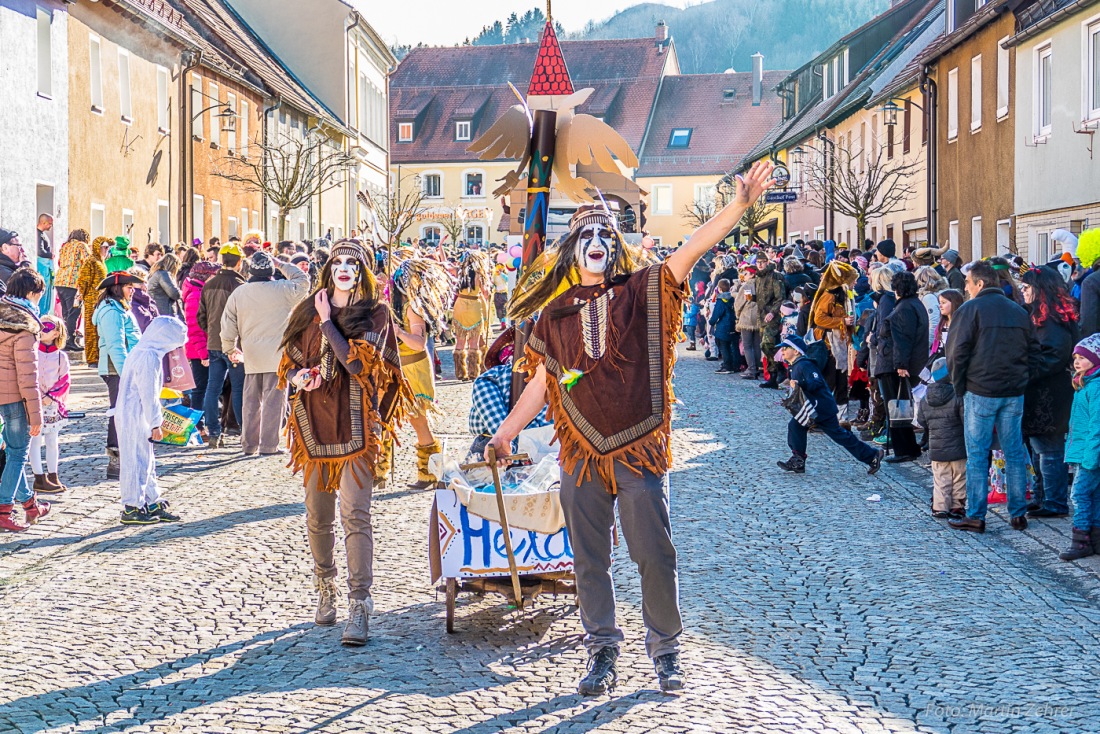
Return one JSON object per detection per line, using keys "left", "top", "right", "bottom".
{"left": 487, "top": 161, "right": 777, "bottom": 695}
{"left": 390, "top": 257, "right": 452, "bottom": 489}
{"left": 809, "top": 260, "right": 859, "bottom": 413}
{"left": 451, "top": 251, "right": 493, "bottom": 381}
{"left": 278, "top": 240, "right": 413, "bottom": 646}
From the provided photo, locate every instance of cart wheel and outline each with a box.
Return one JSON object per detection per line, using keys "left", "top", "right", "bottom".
{"left": 445, "top": 577, "right": 456, "bottom": 634}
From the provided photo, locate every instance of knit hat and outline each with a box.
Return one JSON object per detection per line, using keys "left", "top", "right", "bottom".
{"left": 188, "top": 261, "right": 219, "bottom": 282}
{"left": 0, "top": 228, "right": 16, "bottom": 247}
{"left": 779, "top": 334, "right": 807, "bottom": 355}
{"left": 931, "top": 357, "right": 949, "bottom": 383}
{"left": 1074, "top": 334, "right": 1100, "bottom": 368}
{"left": 876, "top": 239, "right": 897, "bottom": 259}
{"left": 941, "top": 249, "right": 961, "bottom": 265}
{"left": 779, "top": 301, "right": 797, "bottom": 316}
{"left": 249, "top": 250, "right": 275, "bottom": 280}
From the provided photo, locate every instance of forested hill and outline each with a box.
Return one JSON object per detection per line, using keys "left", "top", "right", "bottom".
{"left": 443, "top": 1, "right": 890, "bottom": 74}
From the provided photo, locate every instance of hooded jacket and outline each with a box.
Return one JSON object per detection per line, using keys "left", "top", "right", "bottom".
{"left": 708, "top": 291, "right": 737, "bottom": 340}
{"left": 182, "top": 276, "right": 208, "bottom": 361}
{"left": 0, "top": 297, "right": 42, "bottom": 427}
{"left": 916, "top": 381, "right": 966, "bottom": 462}
{"left": 92, "top": 297, "right": 141, "bottom": 376}
{"left": 147, "top": 269, "right": 182, "bottom": 319}
{"left": 1065, "top": 372, "right": 1100, "bottom": 470}
{"left": 197, "top": 267, "right": 245, "bottom": 353}
{"left": 1023, "top": 315, "right": 1078, "bottom": 437}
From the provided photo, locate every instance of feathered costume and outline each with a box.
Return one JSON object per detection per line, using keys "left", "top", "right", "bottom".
{"left": 278, "top": 241, "right": 414, "bottom": 493}
{"left": 452, "top": 250, "right": 494, "bottom": 380}
{"left": 392, "top": 257, "right": 452, "bottom": 419}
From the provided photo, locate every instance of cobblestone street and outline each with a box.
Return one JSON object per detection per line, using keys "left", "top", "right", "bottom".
{"left": 3, "top": 344, "right": 1100, "bottom": 734}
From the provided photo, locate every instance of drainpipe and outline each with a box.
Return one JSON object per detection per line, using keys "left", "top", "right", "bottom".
{"left": 346, "top": 10, "right": 365, "bottom": 237}
{"left": 920, "top": 68, "right": 938, "bottom": 247}
{"left": 262, "top": 97, "right": 283, "bottom": 236}
{"left": 180, "top": 49, "right": 202, "bottom": 245}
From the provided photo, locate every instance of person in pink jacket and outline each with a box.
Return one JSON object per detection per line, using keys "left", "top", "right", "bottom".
{"left": 182, "top": 261, "right": 218, "bottom": 435}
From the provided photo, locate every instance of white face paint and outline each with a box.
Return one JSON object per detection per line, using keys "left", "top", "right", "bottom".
{"left": 331, "top": 255, "right": 360, "bottom": 292}
{"left": 576, "top": 223, "right": 615, "bottom": 275}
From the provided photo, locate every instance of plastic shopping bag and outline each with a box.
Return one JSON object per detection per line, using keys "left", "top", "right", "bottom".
{"left": 156, "top": 404, "right": 204, "bottom": 446}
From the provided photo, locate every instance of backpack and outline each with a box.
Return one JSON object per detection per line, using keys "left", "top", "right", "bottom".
{"left": 803, "top": 335, "right": 830, "bottom": 371}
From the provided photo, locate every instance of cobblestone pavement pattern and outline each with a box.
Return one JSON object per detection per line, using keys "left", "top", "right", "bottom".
{"left": 2, "top": 345, "right": 1100, "bottom": 734}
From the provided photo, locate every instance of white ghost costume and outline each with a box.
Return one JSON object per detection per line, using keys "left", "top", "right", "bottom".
{"left": 115, "top": 316, "right": 187, "bottom": 508}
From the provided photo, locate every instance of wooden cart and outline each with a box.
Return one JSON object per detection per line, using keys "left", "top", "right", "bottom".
{"left": 431, "top": 449, "right": 575, "bottom": 633}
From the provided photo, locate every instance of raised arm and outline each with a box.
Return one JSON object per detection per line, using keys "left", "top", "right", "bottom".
{"left": 666, "top": 160, "right": 776, "bottom": 285}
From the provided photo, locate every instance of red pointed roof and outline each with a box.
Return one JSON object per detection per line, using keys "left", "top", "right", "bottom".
{"left": 527, "top": 22, "right": 574, "bottom": 96}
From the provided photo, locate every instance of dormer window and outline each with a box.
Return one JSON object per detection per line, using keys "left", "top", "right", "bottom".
{"left": 455, "top": 120, "right": 471, "bottom": 141}
{"left": 398, "top": 122, "right": 413, "bottom": 142}
{"left": 669, "top": 128, "right": 692, "bottom": 148}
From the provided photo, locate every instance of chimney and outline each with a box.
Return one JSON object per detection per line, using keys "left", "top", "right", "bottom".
{"left": 655, "top": 21, "right": 668, "bottom": 43}
{"left": 752, "top": 52, "right": 764, "bottom": 106}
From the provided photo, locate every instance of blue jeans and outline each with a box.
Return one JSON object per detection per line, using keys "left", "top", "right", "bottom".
{"left": 964, "top": 394, "right": 1028, "bottom": 520}
{"left": 1028, "top": 434, "right": 1069, "bottom": 514}
{"left": 203, "top": 350, "right": 244, "bottom": 438}
{"left": 0, "top": 402, "right": 34, "bottom": 505}
{"left": 788, "top": 414, "right": 879, "bottom": 465}
{"left": 1071, "top": 467, "right": 1100, "bottom": 531}
{"left": 189, "top": 358, "right": 210, "bottom": 430}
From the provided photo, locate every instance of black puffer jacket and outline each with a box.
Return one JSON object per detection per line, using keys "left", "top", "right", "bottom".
{"left": 1023, "top": 315, "right": 1079, "bottom": 437}
{"left": 947, "top": 288, "right": 1038, "bottom": 398}
{"left": 917, "top": 381, "right": 966, "bottom": 462}
{"left": 888, "top": 295, "right": 930, "bottom": 376}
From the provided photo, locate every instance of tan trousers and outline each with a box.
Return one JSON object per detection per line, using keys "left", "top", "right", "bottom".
{"left": 242, "top": 372, "right": 285, "bottom": 454}
{"left": 932, "top": 459, "right": 967, "bottom": 512}
{"left": 304, "top": 457, "right": 375, "bottom": 602}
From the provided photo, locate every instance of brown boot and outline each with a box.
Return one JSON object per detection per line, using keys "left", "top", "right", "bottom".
{"left": 1060, "top": 528, "right": 1095, "bottom": 561}
{"left": 32, "top": 474, "right": 51, "bottom": 493}
{"left": 373, "top": 438, "right": 392, "bottom": 490}
{"left": 40, "top": 472, "right": 66, "bottom": 494}
{"left": 408, "top": 439, "right": 441, "bottom": 489}
{"left": 454, "top": 349, "right": 468, "bottom": 381}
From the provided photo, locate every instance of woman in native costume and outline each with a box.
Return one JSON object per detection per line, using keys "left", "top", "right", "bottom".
{"left": 390, "top": 257, "right": 451, "bottom": 489}
{"left": 451, "top": 250, "right": 493, "bottom": 381}
{"left": 278, "top": 240, "right": 412, "bottom": 646}
{"left": 486, "top": 162, "right": 776, "bottom": 696}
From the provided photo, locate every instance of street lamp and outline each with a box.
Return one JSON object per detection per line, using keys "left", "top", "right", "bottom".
{"left": 790, "top": 145, "right": 805, "bottom": 162}
{"left": 881, "top": 99, "right": 901, "bottom": 127}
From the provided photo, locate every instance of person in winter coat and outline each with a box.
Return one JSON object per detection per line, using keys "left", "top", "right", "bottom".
{"left": 882, "top": 271, "right": 929, "bottom": 463}
{"left": 939, "top": 249, "right": 966, "bottom": 292}
{"left": 708, "top": 279, "right": 738, "bottom": 374}
{"left": 1057, "top": 334, "right": 1100, "bottom": 561}
{"left": 198, "top": 244, "right": 246, "bottom": 447}
{"left": 754, "top": 254, "right": 788, "bottom": 387}
{"left": 1016, "top": 268, "right": 1078, "bottom": 518}
{"left": 0, "top": 269, "right": 52, "bottom": 532}
{"left": 783, "top": 256, "right": 812, "bottom": 292}
{"left": 115, "top": 316, "right": 187, "bottom": 525}
{"left": 947, "top": 260, "right": 1040, "bottom": 534}
{"left": 735, "top": 268, "right": 762, "bottom": 378}
{"left": 146, "top": 253, "right": 182, "bottom": 319}
{"left": 915, "top": 266, "right": 948, "bottom": 348}
{"left": 182, "top": 261, "right": 218, "bottom": 433}
{"left": 776, "top": 334, "right": 884, "bottom": 475}
{"left": 810, "top": 261, "right": 858, "bottom": 412}
{"left": 917, "top": 358, "right": 966, "bottom": 518}
{"left": 92, "top": 272, "right": 143, "bottom": 479}
{"left": 683, "top": 297, "right": 700, "bottom": 350}
{"left": 220, "top": 251, "right": 310, "bottom": 455}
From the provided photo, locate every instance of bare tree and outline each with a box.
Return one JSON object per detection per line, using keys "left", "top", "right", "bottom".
{"left": 437, "top": 203, "right": 469, "bottom": 247}
{"left": 360, "top": 174, "right": 427, "bottom": 247}
{"left": 213, "top": 130, "right": 353, "bottom": 241}
{"left": 801, "top": 137, "right": 921, "bottom": 246}
{"left": 680, "top": 200, "right": 717, "bottom": 229}
{"left": 738, "top": 199, "right": 778, "bottom": 244}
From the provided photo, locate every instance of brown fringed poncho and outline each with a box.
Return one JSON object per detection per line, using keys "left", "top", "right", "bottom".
{"left": 521, "top": 262, "right": 687, "bottom": 494}
{"left": 278, "top": 301, "right": 414, "bottom": 492}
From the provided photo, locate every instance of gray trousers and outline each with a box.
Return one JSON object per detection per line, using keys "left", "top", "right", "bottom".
{"left": 304, "top": 457, "right": 375, "bottom": 603}
{"left": 560, "top": 463, "right": 683, "bottom": 659}
{"left": 242, "top": 372, "right": 285, "bottom": 454}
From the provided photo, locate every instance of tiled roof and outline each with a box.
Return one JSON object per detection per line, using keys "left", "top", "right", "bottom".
{"left": 170, "top": 0, "right": 340, "bottom": 121}
{"left": 390, "top": 37, "right": 670, "bottom": 163}
{"left": 1007, "top": 0, "right": 1100, "bottom": 45}
{"left": 917, "top": 0, "right": 1012, "bottom": 64}
{"left": 636, "top": 71, "right": 788, "bottom": 177}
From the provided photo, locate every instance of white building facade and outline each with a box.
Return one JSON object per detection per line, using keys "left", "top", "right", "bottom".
{"left": 0, "top": 0, "right": 69, "bottom": 253}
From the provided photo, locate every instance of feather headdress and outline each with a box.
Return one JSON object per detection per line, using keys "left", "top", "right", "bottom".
{"left": 459, "top": 250, "right": 494, "bottom": 292}
{"left": 393, "top": 257, "right": 453, "bottom": 336}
